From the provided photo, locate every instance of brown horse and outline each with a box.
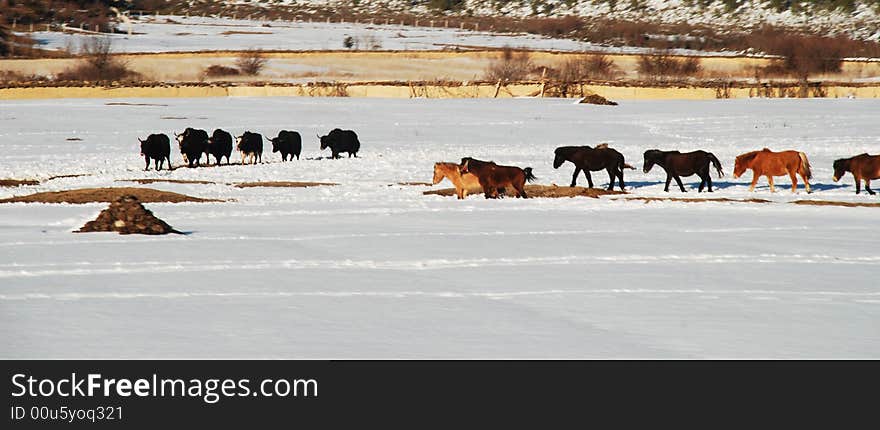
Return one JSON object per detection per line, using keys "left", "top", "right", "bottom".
{"left": 553, "top": 144, "right": 633, "bottom": 191}
{"left": 643, "top": 149, "right": 724, "bottom": 192}
{"left": 432, "top": 162, "right": 484, "bottom": 199}
{"left": 833, "top": 153, "right": 880, "bottom": 195}
{"left": 733, "top": 148, "right": 812, "bottom": 193}
{"left": 460, "top": 157, "right": 536, "bottom": 199}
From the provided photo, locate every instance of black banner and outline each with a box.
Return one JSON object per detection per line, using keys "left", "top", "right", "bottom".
{"left": 3, "top": 361, "right": 877, "bottom": 427}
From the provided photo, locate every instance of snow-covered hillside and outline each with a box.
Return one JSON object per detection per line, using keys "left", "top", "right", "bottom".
{"left": 1, "top": 97, "right": 878, "bottom": 358}
{"left": 226, "top": 0, "right": 880, "bottom": 40}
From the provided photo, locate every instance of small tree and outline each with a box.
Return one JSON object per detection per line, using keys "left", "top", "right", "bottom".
{"left": 776, "top": 35, "right": 844, "bottom": 81}
{"left": 484, "top": 47, "right": 534, "bottom": 83}
{"left": 58, "top": 38, "right": 136, "bottom": 81}
{"left": 236, "top": 49, "right": 267, "bottom": 76}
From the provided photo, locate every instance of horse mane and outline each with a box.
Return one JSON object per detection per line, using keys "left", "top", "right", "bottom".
{"left": 595, "top": 143, "right": 609, "bottom": 149}
{"left": 735, "top": 150, "right": 762, "bottom": 165}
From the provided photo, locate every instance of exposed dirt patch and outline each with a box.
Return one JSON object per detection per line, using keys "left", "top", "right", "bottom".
{"left": 121, "top": 179, "right": 218, "bottom": 185}
{"left": 106, "top": 102, "right": 169, "bottom": 107}
{"left": 425, "top": 184, "right": 626, "bottom": 198}
{"left": 160, "top": 116, "right": 188, "bottom": 120}
{"left": 0, "top": 179, "right": 40, "bottom": 187}
{"left": 235, "top": 181, "right": 338, "bottom": 188}
{"left": 579, "top": 93, "right": 618, "bottom": 105}
{"left": 66, "top": 137, "right": 82, "bottom": 141}
{"left": 0, "top": 187, "right": 221, "bottom": 204}
{"left": 220, "top": 31, "right": 273, "bottom": 35}
{"left": 792, "top": 200, "right": 880, "bottom": 208}
{"left": 397, "top": 181, "right": 433, "bottom": 186}
{"left": 617, "top": 197, "right": 772, "bottom": 204}
{"left": 46, "top": 174, "right": 91, "bottom": 181}
{"left": 77, "top": 195, "right": 181, "bottom": 235}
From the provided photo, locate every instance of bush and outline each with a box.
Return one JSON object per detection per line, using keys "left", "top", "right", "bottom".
{"left": 484, "top": 47, "right": 534, "bottom": 83}
{"left": 557, "top": 54, "right": 621, "bottom": 82}
{"left": 235, "top": 50, "right": 267, "bottom": 76}
{"left": 204, "top": 65, "right": 240, "bottom": 78}
{"left": 57, "top": 38, "right": 137, "bottom": 81}
{"left": 637, "top": 53, "right": 702, "bottom": 80}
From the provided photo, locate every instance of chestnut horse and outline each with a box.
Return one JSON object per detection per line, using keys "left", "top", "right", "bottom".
{"left": 733, "top": 148, "right": 812, "bottom": 193}
{"left": 460, "top": 157, "right": 536, "bottom": 199}
{"left": 833, "top": 153, "right": 880, "bottom": 195}
{"left": 643, "top": 149, "right": 724, "bottom": 192}
{"left": 432, "top": 162, "right": 483, "bottom": 199}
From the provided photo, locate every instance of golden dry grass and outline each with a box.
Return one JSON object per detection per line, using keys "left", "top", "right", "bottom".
{"left": 0, "top": 187, "right": 221, "bottom": 204}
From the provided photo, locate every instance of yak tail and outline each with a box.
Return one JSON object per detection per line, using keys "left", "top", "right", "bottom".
{"left": 799, "top": 152, "right": 812, "bottom": 180}
{"left": 708, "top": 152, "right": 724, "bottom": 178}
{"left": 523, "top": 167, "right": 537, "bottom": 183}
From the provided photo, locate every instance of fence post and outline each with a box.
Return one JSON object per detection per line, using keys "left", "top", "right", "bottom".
{"left": 94, "top": 24, "right": 99, "bottom": 32}
{"left": 46, "top": 23, "right": 51, "bottom": 32}
{"left": 445, "top": 20, "right": 448, "bottom": 28}
{"left": 430, "top": 20, "right": 434, "bottom": 28}
{"left": 460, "top": 22, "right": 465, "bottom": 30}
{"left": 475, "top": 23, "right": 479, "bottom": 31}
{"left": 29, "top": 23, "right": 34, "bottom": 32}
{"left": 414, "top": 19, "right": 418, "bottom": 26}
{"left": 11, "top": 18, "right": 16, "bottom": 30}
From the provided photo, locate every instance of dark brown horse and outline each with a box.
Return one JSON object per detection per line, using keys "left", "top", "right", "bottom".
{"left": 643, "top": 149, "right": 724, "bottom": 192}
{"left": 833, "top": 153, "right": 880, "bottom": 195}
{"left": 460, "top": 157, "right": 536, "bottom": 198}
{"left": 553, "top": 144, "right": 633, "bottom": 191}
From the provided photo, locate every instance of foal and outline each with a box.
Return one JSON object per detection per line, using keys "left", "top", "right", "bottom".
{"left": 643, "top": 150, "right": 724, "bottom": 192}
{"left": 433, "top": 162, "right": 483, "bottom": 199}
{"left": 460, "top": 158, "right": 536, "bottom": 199}
{"left": 833, "top": 153, "right": 880, "bottom": 195}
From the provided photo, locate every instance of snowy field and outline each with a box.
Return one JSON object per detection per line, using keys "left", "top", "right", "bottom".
{"left": 28, "top": 15, "right": 733, "bottom": 56}
{"left": 0, "top": 97, "right": 878, "bottom": 358}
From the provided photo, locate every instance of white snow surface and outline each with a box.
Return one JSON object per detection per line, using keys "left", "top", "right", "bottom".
{"left": 1, "top": 97, "right": 878, "bottom": 358}
{"left": 29, "top": 15, "right": 744, "bottom": 56}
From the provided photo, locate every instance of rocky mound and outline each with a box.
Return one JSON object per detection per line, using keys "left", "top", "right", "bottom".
{"left": 77, "top": 195, "right": 179, "bottom": 235}
{"left": 579, "top": 94, "right": 618, "bottom": 106}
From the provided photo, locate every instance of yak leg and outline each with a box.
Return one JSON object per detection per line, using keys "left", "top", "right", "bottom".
{"left": 144, "top": 156, "right": 150, "bottom": 171}
{"left": 570, "top": 167, "right": 581, "bottom": 187}
{"left": 664, "top": 174, "right": 672, "bottom": 192}
{"left": 673, "top": 175, "right": 686, "bottom": 192}
{"left": 749, "top": 172, "right": 759, "bottom": 192}
{"left": 767, "top": 176, "right": 776, "bottom": 193}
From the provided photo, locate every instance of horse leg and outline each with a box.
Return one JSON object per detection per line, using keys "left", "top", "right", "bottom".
{"left": 803, "top": 174, "right": 811, "bottom": 194}
{"left": 673, "top": 175, "right": 686, "bottom": 193}
{"left": 706, "top": 174, "right": 713, "bottom": 192}
{"left": 617, "top": 169, "right": 626, "bottom": 191}
{"left": 570, "top": 167, "right": 581, "bottom": 187}
{"left": 767, "top": 176, "right": 776, "bottom": 193}
{"left": 515, "top": 181, "right": 528, "bottom": 198}
{"left": 698, "top": 174, "right": 706, "bottom": 192}
{"left": 749, "top": 172, "right": 758, "bottom": 192}
{"left": 789, "top": 171, "right": 798, "bottom": 193}
{"left": 664, "top": 174, "right": 672, "bottom": 192}
{"left": 855, "top": 176, "right": 862, "bottom": 194}
{"left": 865, "top": 179, "right": 875, "bottom": 195}
{"left": 606, "top": 168, "right": 616, "bottom": 191}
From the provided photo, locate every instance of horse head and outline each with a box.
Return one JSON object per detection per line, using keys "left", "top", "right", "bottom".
{"left": 552, "top": 151, "right": 566, "bottom": 169}
{"left": 733, "top": 151, "right": 760, "bottom": 178}
{"left": 832, "top": 158, "right": 850, "bottom": 182}
{"left": 642, "top": 149, "right": 662, "bottom": 174}
{"left": 432, "top": 163, "right": 445, "bottom": 185}
{"left": 459, "top": 158, "right": 471, "bottom": 174}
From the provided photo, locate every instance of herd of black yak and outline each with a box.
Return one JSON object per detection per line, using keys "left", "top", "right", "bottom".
{"left": 139, "top": 128, "right": 880, "bottom": 197}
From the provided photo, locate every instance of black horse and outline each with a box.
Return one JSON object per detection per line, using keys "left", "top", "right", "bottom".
{"left": 553, "top": 144, "right": 633, "bottom": 191}
{"left": 642, "top": 149, "right": 724, "bottom": 192}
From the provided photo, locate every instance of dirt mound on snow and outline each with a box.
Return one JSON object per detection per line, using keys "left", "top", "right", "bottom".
{"left": 618, "top": 197, "right": 772, "bottom": 204}
{"left": 0, "top": 187, "right": 220, "bottom": 204}
{"left": 77, "top": 195, "right": 180, "bottom": 235}
{"left": 425, "top": 184, "right": 626, "bottom": 198}
{"left": 0, "top": 179, "right": 40, "bottom": 187}
{"left": 579, "top": 94, "right": 618, "bottom": 105}
{"left": 793, "top": 200, "right": 880, "bottom": 208}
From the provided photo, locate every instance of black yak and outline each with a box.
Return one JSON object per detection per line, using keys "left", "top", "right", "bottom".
{"left": 208, "top": 128, "right": 234, "bottom": 165}
{"left": 138, "top": 134, "right": 172, "bottom": 171}
{"left": 175, "top": 127, "right": 209, "bottom": 167}
{"left": 270, "top": 130, "right": 302, "bottom": 161}
{"left": 319, "top": 128, "right": 360, "bottom": 159}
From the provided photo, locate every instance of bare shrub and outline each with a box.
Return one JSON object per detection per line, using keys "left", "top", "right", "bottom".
{"left": 357, "top": 34, "right": 383, "bottom": 50}
{"left": 637, "top": 53, "right": 702, "bottom": 80}
{"left": 484, "top": 47, "right": 534, "bottom": 83}
{"left": 57, "top": 38, "right": 137, "bottom": 81}
{"left": 774, "top": 35, "right": 844, "bottom": 81}
{"left": 236, "top": 50, "right": 267, "bottom": 76}
{"left": 557, "top": 54, "right": 621, "bottom": 82}
{"left": 204, "top": 65, "right": 240, "bottom": 78}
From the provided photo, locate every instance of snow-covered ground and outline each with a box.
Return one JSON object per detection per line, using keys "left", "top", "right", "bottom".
{"left": 1, "top": 97, "right": 878, "bottom": 358}
{"left": 27, "top": 15, "right": 737, "bottom": 56}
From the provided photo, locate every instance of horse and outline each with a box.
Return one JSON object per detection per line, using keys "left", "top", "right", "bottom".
{"left": 733, "top": 148, "right": 812, "bottom": 193}
{"left": 643, "top": 149, "right": 724, "bottom": 192}
{"left": 432, "top": 162, "right": 484, "bottom": 199}
{"left": 833, "top": 153, "right": 880, "bottom": 195}
{"left": 553, "top": 144, "right": 634, "bottom": 191}
{"left": 460, "top": 157, "right": 536, "bottom": 199}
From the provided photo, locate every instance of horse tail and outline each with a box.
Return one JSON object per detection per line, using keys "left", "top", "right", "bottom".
{"left": 708, "top": 152, "right": 724, "bottom": 177}
{"left": 799, "top": 152, "right": 812, "bottom": 180}
{"left": 523, "top": 167, "right": 537, "bottom": 183}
